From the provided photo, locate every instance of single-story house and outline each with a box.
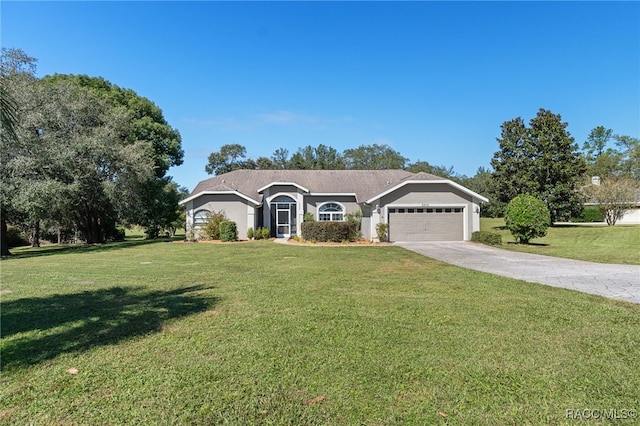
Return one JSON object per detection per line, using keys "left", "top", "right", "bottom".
{"left": 583, "top": 176, "right": 640, "bottom": 225}
{"left": 618, "top": 207, "right": 640, "bottom": 224}
{"left": 181, "top": 169, "right": 489, "bottom": 242}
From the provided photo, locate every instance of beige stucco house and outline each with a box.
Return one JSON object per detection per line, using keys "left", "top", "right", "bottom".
{"left": 181, "top": 169, "right": 488, "bottom": 242}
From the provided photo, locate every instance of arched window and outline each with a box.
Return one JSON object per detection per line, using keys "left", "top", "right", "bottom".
{"left": 318, "top": 202, "right": 345, "bottom": 221}
{"left": 193, "top": 210, "right": 210, "bottom": 225}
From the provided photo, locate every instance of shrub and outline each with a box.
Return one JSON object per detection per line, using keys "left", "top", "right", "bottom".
{"left": 253, "top": 227, "right": 271, "bottom": 240}
{"left": 6, "top": 225, "right": 28, "bottom": 248}
{"left": 376, "top": 223, "right": 389, "bottom": 242}
{"left": 219, "top": 221, "right": 237, "bottom": 242}
{"left": 504, "top": 194, "right": 550, "bottom": 244}
{"left": 144, "top": 227, "right": 158, "bottom": 240}
{"left": 247, "top": 227, "right": 254, "bottom": 240}
{"left": 303, "top": 212, "right": 315, "bottom": 222}
{"left": 301, "top": 221, "right": 358, "bottom": 243}
{"left": 346, "top": 211, "right": 362, "bottom": 240}
{"left": 113, "top": 227, "right": 127, "bottom": 241}
{"left": 262, "top": 227, "right": 272, "bottom": 239}
{"left": 254, "top": 228, "right": 263, "bottom": 240}
{"left": 572, "top": 206, "right": 605, "bottom": 223}
{"left": 201, "top": 210, "right": 228, "bottom": 240}
{"left": 471, "top": 231, "right": 502, "bottom": 246}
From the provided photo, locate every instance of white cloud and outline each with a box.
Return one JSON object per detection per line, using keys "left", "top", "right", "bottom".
{"left": 182, "top": 117, "right": 249, "bottom": 131}
{"left": 183, "top": 110, "right": 354, "bottom": 131}
{"left": 257, "top": 110, "right": 319, "bottom": 125}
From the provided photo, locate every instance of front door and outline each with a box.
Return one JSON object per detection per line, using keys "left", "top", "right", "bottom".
{"left": 271, "top": 196, "right": 297, "bottom": 238}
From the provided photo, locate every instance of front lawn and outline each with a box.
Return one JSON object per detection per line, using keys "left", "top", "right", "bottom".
{"left": 481, "top": 218, "right": 640, "bottom": 265}
{"left": 1, "top": 241, "right": 639, "bottom": 424}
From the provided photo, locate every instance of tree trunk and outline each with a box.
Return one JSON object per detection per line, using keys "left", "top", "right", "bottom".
{"left": 1, "top": 217, "right": 11, "bottom": 256}
{"left": 85, "top": 214, "right": 104, "bottom": 244}
{"left": 31, "top": 220, "right": 41, "bottom": 248}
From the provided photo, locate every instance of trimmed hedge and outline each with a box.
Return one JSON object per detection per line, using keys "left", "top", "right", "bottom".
{"left": 301, "top": 221, "right": 358, "bottom": 242}
{"left": 219, "top": 221, "right": 237, "bottom": 242}
{"left": 572, "top": 206, "right": 605, "bottom": 223}
{"left": 471, "top": 231, "right": 502, "bottom": 246}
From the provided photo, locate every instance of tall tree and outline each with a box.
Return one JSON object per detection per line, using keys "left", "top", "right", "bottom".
{"left": 44, "top": 74, "right": 184, "bottom": 178}
{"left": 256, "top": 156, "right": 277, "bottom": 169}
{"left": 15, "top": 77, "right": 155, "bottom": 243}
{"left": 343, "top": 144, "right": 408, "bottom": 169}
{"left": 460, "top": 167, "right": 502, "bottom": 217}
{"left": 583, "top": 126, "right": 613, "bottom": 163}
{"left": 288, "top": 144, "right": 345, "bottom": 169}
{"left": 270, "top": 147, "right": 290, "bottom": 169}
{"left": 582, "top": 126, "right": 621, "bottom": 178}
{"left": 0, "top": 84, "right": 19, "bottom": 254}
{"left": 405, "top": 160, "right": 459, "bottom": 181}
{"left": 132, "top": 177, "right": 185, "bottom": 238}
{"left": 0, "top": 48, "right": 38, "bottom": 255}
{"left": 491, "top": 109, "right": 586, "bottom": 223}
{"left": 205, "top": 143, "right": 257, "bottom": 175}
{"left": 2, "top": 50, "right": 184, "bottom": 245}
{"left": 613, "top": 134, "right": 640, "bottom": 180}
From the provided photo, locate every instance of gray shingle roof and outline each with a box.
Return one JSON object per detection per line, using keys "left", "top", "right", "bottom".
{"left": 190, "top": 169, "right": 447, "bottom": 203}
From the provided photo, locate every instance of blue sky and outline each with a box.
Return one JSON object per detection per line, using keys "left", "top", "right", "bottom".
{"left": 2, "top": 1, "right": 638, "bottom": 190}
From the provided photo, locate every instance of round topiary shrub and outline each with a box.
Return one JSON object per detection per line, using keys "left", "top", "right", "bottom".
{"left": 504, "top": 194, "right": 551, "bottom": 244}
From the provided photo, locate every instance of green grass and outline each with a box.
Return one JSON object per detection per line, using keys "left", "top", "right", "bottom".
{"left": 1, "top": 241, "right": 639, "bottom": 424}
{"left": 481, "top": 218, "right": 640, "bottom": 265}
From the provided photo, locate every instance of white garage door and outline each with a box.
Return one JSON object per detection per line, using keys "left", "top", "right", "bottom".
{"left": 388, "top": 207, "right": 464, "bottom": 241}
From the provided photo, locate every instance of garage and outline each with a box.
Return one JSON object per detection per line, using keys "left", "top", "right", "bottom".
{"left": 388, "top": 207, "right": 464, "bottom": 241}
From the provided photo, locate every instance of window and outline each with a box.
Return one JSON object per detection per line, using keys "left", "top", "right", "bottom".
{"left": 193, "top": 210, "right": 210, "bottom": 225}
{"left": 318, "top": 202, "right": 345, "bottom": 221}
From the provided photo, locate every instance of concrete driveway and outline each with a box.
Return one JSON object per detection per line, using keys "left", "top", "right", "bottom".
{"left": 395, "top": 241, "right": 640, "bottom": 304}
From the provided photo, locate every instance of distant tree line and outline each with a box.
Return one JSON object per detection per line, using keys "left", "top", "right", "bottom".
{"left": 1, "top": 48, "right": 187, "bottom": 255}
{"left": 204, "top": 142, "right": 461, "bottom": 179}
{"left": 206, "top": 109, "right": 639, "bottom": 226}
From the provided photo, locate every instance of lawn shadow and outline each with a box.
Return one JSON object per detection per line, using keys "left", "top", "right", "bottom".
{"left": 505, "top": 241, "right": 550, "bottom": 247}
{"left": 3, "top": 236, "right": 183, "bottom": 260}
{"left": 1, "top": 285, "right": 218, "bottom": 371}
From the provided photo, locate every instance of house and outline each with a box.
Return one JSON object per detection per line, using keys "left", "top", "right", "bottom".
{"left": 618, "top": 207, "right": 640, "bottom": 224}
{"left": 181, "top": 169, "right": 489, "bottom": 242}
{"left": 583, "top": 176, "right": 640, "bottom": 225}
